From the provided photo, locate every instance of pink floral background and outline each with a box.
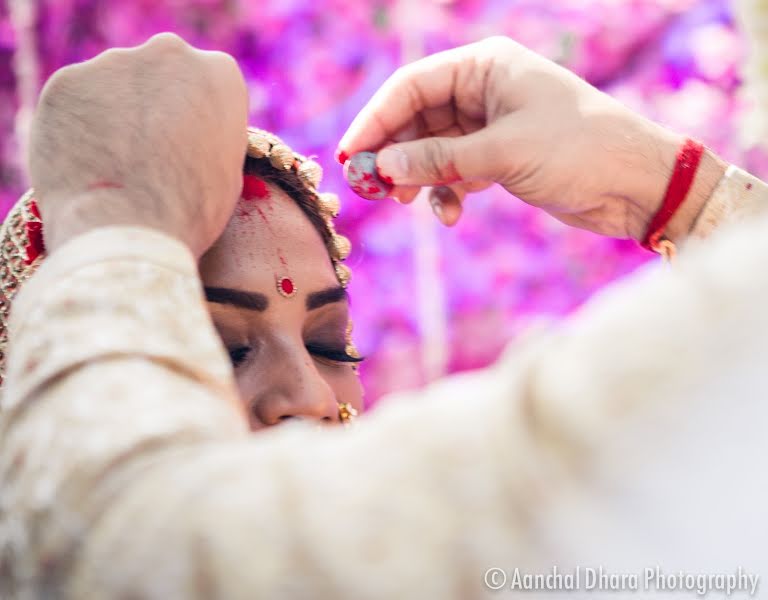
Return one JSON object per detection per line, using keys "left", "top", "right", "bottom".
{"left": 0, "top": 0, "right": 755, "bottom": 403}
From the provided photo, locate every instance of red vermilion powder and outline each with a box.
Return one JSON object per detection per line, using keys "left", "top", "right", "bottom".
{"left": 242, "top": 175, "right": 270, "bottom": 200}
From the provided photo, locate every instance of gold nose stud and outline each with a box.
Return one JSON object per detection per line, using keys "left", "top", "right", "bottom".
{"left": 337, "top": 402, "right": 358, "bottom": 425}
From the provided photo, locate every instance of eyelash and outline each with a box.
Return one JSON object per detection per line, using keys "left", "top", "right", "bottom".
{"left": 227, "top": 345, "right": 364, "bottom": 368}
{"left": 305, "top": 344, "right": 365, "bottom": 365}
{"left": 228, "top": 346, "right": 251, "bottom": 368}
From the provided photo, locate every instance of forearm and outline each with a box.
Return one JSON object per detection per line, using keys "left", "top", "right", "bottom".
{"left": 5, "top": 176, "right": 768, "bottom": 597}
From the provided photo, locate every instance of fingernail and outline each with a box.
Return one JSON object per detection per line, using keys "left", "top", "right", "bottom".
{"left": 377, "top": 148, "right": 409, "bottom": 182}
{"left": 430, "top": 186, "right": 460, "bottom": 225}
{"left": 430, "top": 197, "right": 445, "bottom": 221}
{"left": 335, "top": 149, "right": 349, "bottom": 165}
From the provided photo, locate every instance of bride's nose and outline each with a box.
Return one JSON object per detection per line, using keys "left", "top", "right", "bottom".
{"left": 248, "top": 354, "right": 339, "bottom": 428}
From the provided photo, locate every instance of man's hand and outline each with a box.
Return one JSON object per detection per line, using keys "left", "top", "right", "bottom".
{"left": 338, "top": 37, "right": 725, "bottom": 238}
{"left": 28, "top": 33, "right": 248, "bottom": 257}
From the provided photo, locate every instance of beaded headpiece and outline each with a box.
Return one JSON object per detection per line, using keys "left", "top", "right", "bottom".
{"left": 245, "top": 127, "right": 353, "bottom": 288}
{"left": 0, "top": 127, "right": 359, "bottom": 385}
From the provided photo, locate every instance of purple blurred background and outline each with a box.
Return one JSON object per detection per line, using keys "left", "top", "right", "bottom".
{"left": 0, "top": 0, "right": 757, "bottom": 404}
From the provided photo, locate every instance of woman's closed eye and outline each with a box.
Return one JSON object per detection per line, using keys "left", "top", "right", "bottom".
{"left": 305, "top": 343, "right": 364, "bottom": 365}
{"left": 226, "top": 343, "right": 363, "bottom": 369}
{"left": 228, "top": 345, "right": 252, "bottom": 368}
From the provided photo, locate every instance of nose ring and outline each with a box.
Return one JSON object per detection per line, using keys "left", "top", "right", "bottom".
{"left": 337, "top": 402, "right": 358, "bottom": 425}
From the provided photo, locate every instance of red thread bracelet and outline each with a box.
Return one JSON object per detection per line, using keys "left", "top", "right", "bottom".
{"left": 641, "top": 138, "right": 705, "bottom": 252}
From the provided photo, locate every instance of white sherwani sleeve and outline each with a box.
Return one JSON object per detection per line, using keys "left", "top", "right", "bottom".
{"left": 1, "top": 167, "right": 767, "bottom": 599}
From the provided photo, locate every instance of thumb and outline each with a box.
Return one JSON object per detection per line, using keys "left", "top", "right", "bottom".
{"left": 375, "top": 129, "right": 500, "bottom": 186}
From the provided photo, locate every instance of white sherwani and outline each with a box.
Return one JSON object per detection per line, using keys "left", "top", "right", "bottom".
{"left": 0, "top": 167, "right": 766, "bottom": 598}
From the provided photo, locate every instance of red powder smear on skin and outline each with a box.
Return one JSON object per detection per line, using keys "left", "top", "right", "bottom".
{"left": 252, "top": 204, "right": 289, "bottom": 270}
{"left": 237, "top": 176, "right": 271, "bottom": 219}
{"left": 253, "top": 205, "right": 281, "bottom": 245}
{"left": 88, "top": 180, "right": 124, "bottom": 191}
{"left": 437, "top": 161, "right": 462, "bottom": 185}
{"left": 236, "top": 205, "right": 254, "bottom": 218}
{"left": 237, "top": 179, "right": 288, "bottom": 270}
{"left": 242, "top": 175, "right": 270, "bottom": 201}
{"left": 254, "top": 205, "right": 270, "bottom": 227}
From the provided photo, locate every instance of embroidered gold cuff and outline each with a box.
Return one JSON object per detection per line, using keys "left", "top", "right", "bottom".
{"left": 691, "top": 165, "right": 768, "bottom": 239}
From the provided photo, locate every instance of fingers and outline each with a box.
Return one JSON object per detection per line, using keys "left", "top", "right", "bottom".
{"left": 383, "top": 180, "right": 493, "bottom": 227}
{"left": 391, "top": 185, "right": 420, "bottom": 205}
{"left": 429, "top": 186, "right": 464, "bottom": 226}
{"left": 140, "top": 31, "right": 192, "bottom": 51}
{"left": 374, "top": 127, "right": 501, "bottom": 187}
{"left": 337, "top": 46, "right": 468, "bottom": 157}
{"left": 427, "top": 181, "right": 491, "bottom": 226}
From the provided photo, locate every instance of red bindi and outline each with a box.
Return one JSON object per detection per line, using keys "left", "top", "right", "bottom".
{"left": 277, "top": 276, "right": 296, "bottom": 298}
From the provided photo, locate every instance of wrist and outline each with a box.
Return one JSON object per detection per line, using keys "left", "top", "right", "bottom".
{"left": 39, "top": 188, "right": 192, "bottom": 256}
{"left": 663, "top": 148, "right": 727, "bottom": 244}
{"left": 618, "top": 122, "right": 727, "bottom": 243}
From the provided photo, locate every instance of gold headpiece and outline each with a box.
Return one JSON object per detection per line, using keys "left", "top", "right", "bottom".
{"left": 245, "top": 128, "right": 353, "bottom": 290}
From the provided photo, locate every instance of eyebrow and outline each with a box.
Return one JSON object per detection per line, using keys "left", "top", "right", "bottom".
{"left": 203, "top": 285, "right": 348, "bottom": 312}
{"left": 204, "top": 287, "right": 269, "bottom": 311}
{"left": 306, "top": 286, "right": 348, "bottom": 311}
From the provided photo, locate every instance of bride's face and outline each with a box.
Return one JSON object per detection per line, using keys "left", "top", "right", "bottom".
{"left": 199, "top": 179, "right": 364, "bottom": 431}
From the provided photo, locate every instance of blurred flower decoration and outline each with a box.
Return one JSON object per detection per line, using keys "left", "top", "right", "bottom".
{"left": 0, "top": 0, "right": 753, "bottom": 403}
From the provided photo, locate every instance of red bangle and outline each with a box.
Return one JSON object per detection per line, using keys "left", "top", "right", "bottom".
{"left": 641, "top": 138, "right": 705, "bottom": 252}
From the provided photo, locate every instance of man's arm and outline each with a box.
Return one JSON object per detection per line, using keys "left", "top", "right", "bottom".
{"left": 3, "top": 174, "right": 768, "bottom": 598}
{"left": 8, "top": 32, "right": 768, "bottom": 598}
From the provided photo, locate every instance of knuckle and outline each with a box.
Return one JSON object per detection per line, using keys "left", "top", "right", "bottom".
{"left": 482, "top": 35, "right": 509, "bottom": 46}
{"left": 204, "top": 51, "right": 247, "bottom": 97}
{"left": 97, "top": 46, "right": 131, "bottom": 65}
{"left": 208, "top": 49, "right": 237, "bottom": 64}
{"left": 142, "top": 32, "right": 191, "bottom": 54}
{"left": 483, "top": 131, "right": 505, "bottom": 159}
{"left": 390, "top": 64, "right": 418, "bottom": 90}
{"left": 389, "top": 65, "right": 409, "bottom": 86}
{"left": 205, "top": 50, "right": 241, "bottom": 76}
{"left": 422, "top": 138, "right": 453, "bottom": 182}
{"left": 480, "top": 35, "right": 516, "bottom": 53}
{"left": 39, "top": 64, "right": 80, "bottom": 99}
{"left": 149, "top": 32, "right": 187, "bottom": 47}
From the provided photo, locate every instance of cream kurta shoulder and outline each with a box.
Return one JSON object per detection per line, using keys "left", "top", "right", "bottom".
{"left": 1, "top": 167, "right": 767, "bottom": 599}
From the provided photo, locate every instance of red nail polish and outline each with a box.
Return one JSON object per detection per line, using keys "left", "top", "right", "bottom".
{"left": 335, "top": 149, "right": 350, "bottom": 165}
